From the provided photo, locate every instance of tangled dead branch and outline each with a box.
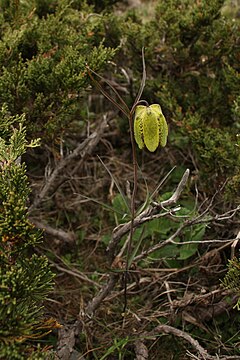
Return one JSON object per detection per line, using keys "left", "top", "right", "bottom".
{"left": 29, "top": 113, "right": 110, "bottom": 213}
{"left": 140, "top": 324, "right": 240, "bottom": 360}
{"left": 107, "top": 168, "right": 190, "bottom": 262}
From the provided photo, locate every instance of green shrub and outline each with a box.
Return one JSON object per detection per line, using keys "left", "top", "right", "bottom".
{"left": 0, "top": 108, "right": 57, "bottom": 359}
{"left": 0, "top": 0, "right": 116, "bottom": 139}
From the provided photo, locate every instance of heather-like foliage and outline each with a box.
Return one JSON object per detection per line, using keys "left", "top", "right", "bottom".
{"left": 0, "top": 108, "right": 57, "bottom": 359}
{"left": 0, "top": 0, "right": 116, "bottom": 139}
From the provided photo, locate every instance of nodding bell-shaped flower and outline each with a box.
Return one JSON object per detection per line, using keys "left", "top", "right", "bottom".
{"left": 134, "top": 104, "right": 168, "bottom": 152}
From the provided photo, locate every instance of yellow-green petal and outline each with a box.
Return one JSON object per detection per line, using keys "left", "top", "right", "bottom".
{"left": 149, "top": 104, "right": 162, "bottom": 116}
{"left": 158, "top": 113, "right": 168, "bottom": 147}
{"left": 134, "top": 106, "right": 145, "bottom": 149}
{"left": 134, "top": 105, "right": 146, "bottom": 119}
{"left": 149, "top": 104, "right": 168, "bottom": 148}
{"left": 143, "top": 106, "right": 159, "bottom": 152}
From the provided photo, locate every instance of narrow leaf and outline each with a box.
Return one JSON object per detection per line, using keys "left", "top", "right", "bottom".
{"left": 98, "top": 156, "right": 131, "bottom": 213}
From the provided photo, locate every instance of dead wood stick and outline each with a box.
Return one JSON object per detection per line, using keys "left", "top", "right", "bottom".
{"left": 107, "top": 169, "right": 190, "bottom": 262}
{"left": 134, "top": 339, "right": 148, "bottom": 360}
{"left": 57, "top": 320, "right": 83, "bottom": 360}
{"left": 50, "top": 262, "right": 101, "bottom": 288}
{"left": 146, "top": 324, "right": 212, "bottom": 359}
{"left": 84, "top": 273, "right": 118, "bottom": 317}
{"left": 56, "top": 275, "right": 118, "bottom": 359}
{"left": 29, "top": 114, "right": 109, "bottom": 212}
{"left": 30, "top": 218, "right": 76, "bottom": 244}
{"left": 144, "top": 325, "right": 240, "bottom": 359}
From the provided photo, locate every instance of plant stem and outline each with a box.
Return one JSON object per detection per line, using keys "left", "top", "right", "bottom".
{"left": 123, "top": 110, "right": 138, "bottom": 313}
{"left": 123, "top": 49, "right": 146, "bottom": 313}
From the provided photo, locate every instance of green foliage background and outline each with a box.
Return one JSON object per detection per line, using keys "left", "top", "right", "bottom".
{"left": 0, "top": 0, "right": 116, "bottom": 138}
{"left": 0, "top": 110, "right": 56, "bottom": 359}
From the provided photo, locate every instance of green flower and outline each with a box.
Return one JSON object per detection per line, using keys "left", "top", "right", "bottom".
{"left": 134, "top": 104, "right": 168, "bottom": 152}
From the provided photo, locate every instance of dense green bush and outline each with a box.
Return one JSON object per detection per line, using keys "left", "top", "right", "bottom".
{"left": 0, "top": 0, "right": 116, "bottom": 139}
{"left": 0, "top": 107, "right": 58, "bottom": 359}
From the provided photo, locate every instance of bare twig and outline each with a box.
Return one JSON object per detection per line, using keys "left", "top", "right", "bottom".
{"left": 133, "top": 218, "right": 239, "bottom": 264}
{"left": 159, "top": 168, "right": 190, "bottom": 207}
{"left": 84, "top": 274, "right": 119, "bottom": 317}
{"left": 29, "top": 115, "right": 109, "bottom": 212}
{"left": 57, "top": 321, "right": 83, "bottom": 360}
{"left": 109, "top": 187, "right": 239, "bottom": 264}
{"left": 145, "top": 324, "right": 212, "bottom": 359}
{"left": 134, "top": 222, "right": 186, "bottom": 262}
{"left": 50, "top": 262, "right": 101, "bottom": 288}
{"left": 138, "top": 302, "right": 240, "bottom": 360}
{"left": 170, "top": 238, "right": 236, "bottom": 245}
{"left": 231, "top": 229, "right": 240, "bottom": 259}
{"left": 134, "top": 339, "right": 148, "bottom": 360}
{"left": 164, "top": 281, "right": 174, "bottom": 313}
{"left": 31, "top": 219, "right": 76, "bottom": 245}
{"left": 107, "top": 169, "right": 190, "bottom": 262}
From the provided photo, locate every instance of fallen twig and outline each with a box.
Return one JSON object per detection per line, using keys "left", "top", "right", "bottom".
{"left": 107, "top": 169, "right": 190, "bottom": 262}
{"left": 57, "top": 320, "right": 83, "bottom": 360}
{"left": 141, "top": 323, "right": 240, "bottom": 359}
{"left": 134, "top": 339, "right": 148, "bottom": 360}
{"left": 50, "top": 262, "right": 101, "bottom": 288}
{"left": 30, "top": 219, "right": 76, "bottom": 245}
{"left": 145, "top": 324, "right": 211, "bottom": 359}
{"left": 29, "top": 114, "right": 110, "bottom": 212}
{"left": 84, "top": 273, "right": 119, "bottom": 317}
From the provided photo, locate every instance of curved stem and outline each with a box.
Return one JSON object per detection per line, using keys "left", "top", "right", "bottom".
{"left": 123, "top": 48, "right": 146, "bottom": 313}
{"left": 123, "top": 110, "right": 138, "bottom": 313}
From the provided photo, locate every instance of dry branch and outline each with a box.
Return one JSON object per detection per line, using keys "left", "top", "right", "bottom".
{"left": 29, "top": 114, "right": 110, "bottom": 212}
{"left": 56, "top": 274, "right": 118, "bottom": 360}
{"left": 134, "top": 339, "right": 148, "bottom": 360}
{"left": 57, "top": 320, "right": 83, "bottom": 360}
{"left": 138, "top": 301, "right": 240, "bottom": 360}
{"left": 50, "top": 261, "right": 101, "bottom": 288}
{"left": 107, "top": 169, "right": 190, "bottom": 262}
{"left": 146, "top": 324, "right": 211, "bottom": 359}
{"left": 84, "top": 273, "right": 119, "bottom": 317}
{"left": 30, "top": 219, "right": 76, "bottom": 245}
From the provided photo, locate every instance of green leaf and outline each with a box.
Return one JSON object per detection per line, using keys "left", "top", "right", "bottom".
{"left": 112, "top": 193, "right": 130, "bottom": 223}
{"left": 178, "top": 242, "right": 199, "bottom": 260}
{"left": 178, "top": 224, "right": 206, "bottom": 260}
